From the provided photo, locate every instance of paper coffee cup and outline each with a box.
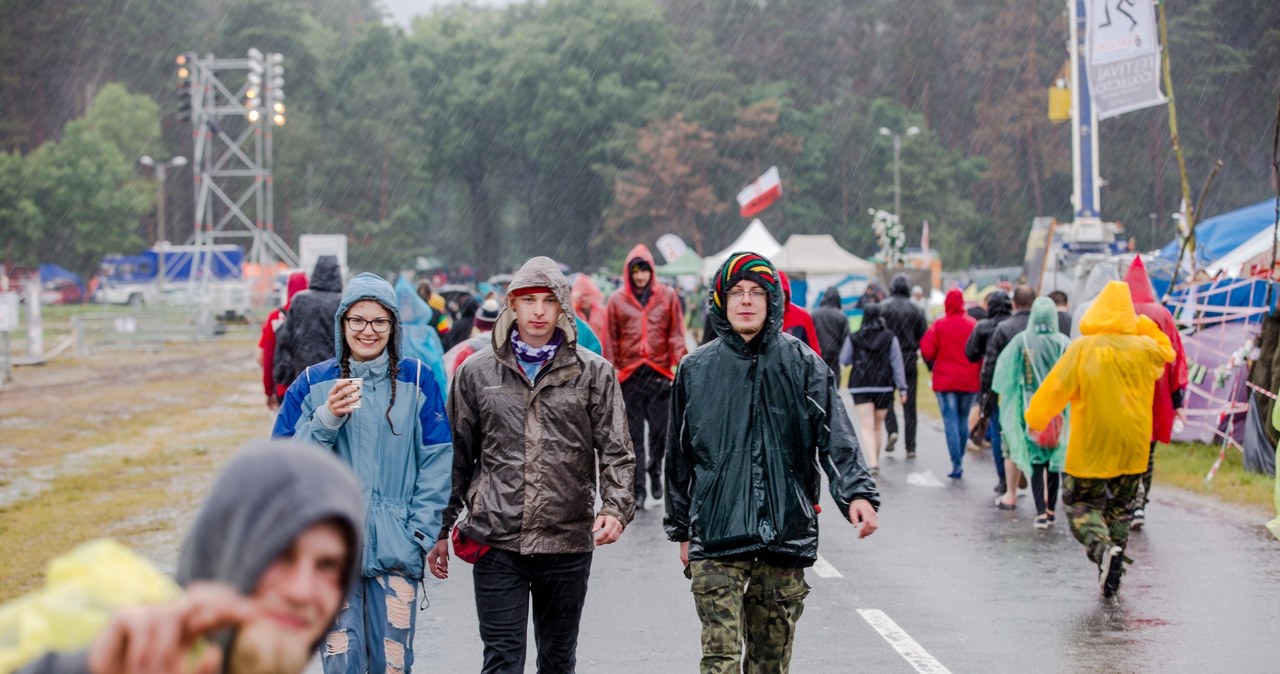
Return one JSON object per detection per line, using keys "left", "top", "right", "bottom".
{"left": 338, "top": 377, "right": 363, "bottom": 409}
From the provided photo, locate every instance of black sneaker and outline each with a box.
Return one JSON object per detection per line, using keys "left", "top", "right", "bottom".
{"left": 1100, "top": 545, "right": 1124, "bottom": 598}
{"left": 650, "top": 474, "right": 663, "bottom": 500}
{"left": 993, "top": 481, "right": 1006, "bottom": 495}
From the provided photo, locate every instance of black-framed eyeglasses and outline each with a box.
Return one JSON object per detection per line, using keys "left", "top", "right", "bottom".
{"left": 344, "top": 316, "right": 393, "bottom": 333}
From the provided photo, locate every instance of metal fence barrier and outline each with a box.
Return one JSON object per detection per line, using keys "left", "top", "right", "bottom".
{"left": 72, "top": 308, "right": 257, "bottom": 356}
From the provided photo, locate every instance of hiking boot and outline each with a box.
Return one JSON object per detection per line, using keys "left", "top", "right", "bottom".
{"left": 1100, "top": 545, "right": 1125, "bottom": 598}
{"left": 1130, "top": 508, "right": 1145, "bottom": 531}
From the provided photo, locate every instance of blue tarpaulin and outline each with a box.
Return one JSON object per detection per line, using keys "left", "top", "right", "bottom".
{"left": 38, "top": 263, "right": 84, "bottom": 292}
{"left": 1155, "top": 199, "right": 1275, "bottom": 267}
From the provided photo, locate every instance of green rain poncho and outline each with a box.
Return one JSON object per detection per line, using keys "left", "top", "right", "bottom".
{"left": 1269, "top": 402, "right": 1280, "bottom": 540}
{"left": 993, "top": 297, "right": 1072, "bottom": 473}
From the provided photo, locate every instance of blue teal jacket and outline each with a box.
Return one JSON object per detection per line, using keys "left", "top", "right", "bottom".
{"left": 273, "top": 273, "right": 453, "bottom": 580}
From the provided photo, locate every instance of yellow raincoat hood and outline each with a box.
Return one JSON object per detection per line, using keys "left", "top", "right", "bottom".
{"left": 1025, "top": 281, "right": 1175, "bottom": 478}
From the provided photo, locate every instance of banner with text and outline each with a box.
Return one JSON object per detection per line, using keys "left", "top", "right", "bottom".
{"left": 1087, "top": 0, "right": 1166, "bottom": 119}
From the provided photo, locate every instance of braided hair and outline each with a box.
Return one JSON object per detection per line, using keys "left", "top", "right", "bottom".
{"left": 339, "top": 303, "right": 403, "bottom": 437}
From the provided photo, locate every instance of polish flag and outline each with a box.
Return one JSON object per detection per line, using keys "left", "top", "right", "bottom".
{"left": 736, "top": 166, "right": 782, "bottom": 218}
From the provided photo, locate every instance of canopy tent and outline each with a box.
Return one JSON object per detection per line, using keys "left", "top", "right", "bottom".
{"left": 655, "top": 248, "right": 703, "bottom": 276}
{"left": 772, "top": 234, "right": 876, "bottom": 307}
{"left": 701, "top": 219, "right": 782, "bottom": 280}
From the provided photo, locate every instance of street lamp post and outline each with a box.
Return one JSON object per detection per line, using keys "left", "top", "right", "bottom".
{"left": 138, "top": 155, "right": 188, "bottom": 292}
{"left": 138, "top": 155, "right": 189, "bottom": 246}
{"left": 878, "top": 126, "right": 920, "bottom": 232}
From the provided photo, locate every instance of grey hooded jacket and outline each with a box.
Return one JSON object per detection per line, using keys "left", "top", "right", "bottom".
{"left": 442, "top": 256, "right": 635, "bottom": 554}
{"left": 16, "top": 440, "right": 364, "bottom": 674}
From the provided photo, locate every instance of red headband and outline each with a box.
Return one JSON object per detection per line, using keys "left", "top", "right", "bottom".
{"left": 509, "top": 286, "right": 554, "bottom": 298}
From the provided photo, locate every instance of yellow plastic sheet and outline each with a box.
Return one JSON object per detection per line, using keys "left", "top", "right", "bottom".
{"left": 0, "top": 539, "right": 179, "bottom": 673}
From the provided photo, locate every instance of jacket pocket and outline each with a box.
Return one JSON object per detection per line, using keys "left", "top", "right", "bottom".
{"left": 692, "top": 450, "right": 758, "bottom": 552}
{"left": 368, "top": 501, "right": 424, "bottom": 579}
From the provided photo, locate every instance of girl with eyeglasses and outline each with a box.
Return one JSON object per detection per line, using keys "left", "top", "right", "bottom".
{"left": 273, "top": 272, "right": 453, "bottom": 674}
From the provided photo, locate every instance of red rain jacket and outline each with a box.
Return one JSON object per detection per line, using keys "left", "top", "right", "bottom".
{"left": 778, "top": 271, "right": 821, "bottom": 353}
{"left": 605, "top": 244, "right": 688, "bottom": 382}
{"left": 259, "top": 271, "right": 309, "bottom": 398}
{"left": 1124, "top": 256, "right": 1188, "bottom": 443}
{"left": 572, "top": 274, "right": 609, "bottom": 359}
{"left": 919, "top": 288, "right": 981, "bottom": 393}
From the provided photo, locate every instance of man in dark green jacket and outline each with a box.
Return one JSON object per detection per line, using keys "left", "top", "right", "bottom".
{"left": 665, "top": 251, "right": 880, "bottom": 674}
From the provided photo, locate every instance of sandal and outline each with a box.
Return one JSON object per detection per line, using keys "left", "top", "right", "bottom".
{"left": 994, "top": 496, "right": 1016, "bottom": 510}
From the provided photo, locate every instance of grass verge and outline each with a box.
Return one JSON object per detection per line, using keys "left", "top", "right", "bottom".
{"left": 1155, "top": 441, "right": 1275, "bottom": 513}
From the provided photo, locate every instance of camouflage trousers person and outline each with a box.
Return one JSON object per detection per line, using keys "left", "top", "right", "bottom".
{"left": 1062, "top": 473, "right": 1142, "bottom": 566}
{"left": 688, "top": 557, "right": 810, "bottom": 674}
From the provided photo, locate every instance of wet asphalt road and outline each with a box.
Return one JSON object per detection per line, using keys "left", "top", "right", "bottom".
{"left": 311, "top": 393, "right": 1280, "bottom": 673}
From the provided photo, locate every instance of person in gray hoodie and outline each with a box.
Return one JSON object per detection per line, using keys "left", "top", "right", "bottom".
{"left": 16, "top": 440, "right": 364, "bottom": 674}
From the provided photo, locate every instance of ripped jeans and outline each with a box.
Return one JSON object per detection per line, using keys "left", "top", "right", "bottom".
{"left": 323, "top": 573, "right": 419, "bottom": 674}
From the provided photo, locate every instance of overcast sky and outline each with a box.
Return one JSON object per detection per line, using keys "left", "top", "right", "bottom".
{"left": 379, "top": 0, "right": 518, "bottom": 29}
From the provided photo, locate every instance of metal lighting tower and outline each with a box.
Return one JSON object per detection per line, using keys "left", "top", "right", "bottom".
{"left": 176, "top": 49, "right": 297, "bottom": 303}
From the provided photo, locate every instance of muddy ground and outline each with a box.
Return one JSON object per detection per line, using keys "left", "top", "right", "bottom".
{"left": 0, "top": 336, "right": 273, "bottom": 598}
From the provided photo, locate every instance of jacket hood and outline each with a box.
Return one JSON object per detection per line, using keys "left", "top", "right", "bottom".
{"left": 1081, "top": 261, "right": 1121, "bottom": 304}
{"left": 394, "top": 277, "right": 435, "bottom": 326}
{"left": 494, "top": 256, "right": 578, "bottom": 350}
{"left": 310, "top": 255, "right": 343, "bottom": 293}
{"left": 177, "top": 439, "right": 363, "bottom": 602}
{"left": 890, "top": 274, "right": 911, "bottom": 297}
{"left": 572, "top": 273, "right": 604, "bottom": 307}
{"left": 779, "top": 270, "right": 793, "bottom": 303}
{"left": 334, "top": 273, "right": 400, "bottom": 356}
{"left": 944, "top": 288, "right": 964, "bottom": 315}
{"left": 709, "top": 252, "right": 784, "bottom": 351}
{"left": 1079, "top": 281, "right": 1139, "bottom": 335}
{"left": 1028, "top": 296, "right": 1058, "bottom": 333}
{"left": 1125, "top": 256, "right": 1158, "bottom": 305}
{"left": 622, "top": 243, "right": 659, "bottom": 297}
{"left": 986, "top": 290, "right": 1012, "bottom": 318}
{"left": 284, "top": 271, "right": 308, "bottom": 309}
{"left": 819, "top": 286, "right": 842, "bottom": 309}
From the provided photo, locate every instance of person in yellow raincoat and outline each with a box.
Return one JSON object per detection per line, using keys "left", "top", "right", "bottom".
{"left": 1025, "top": 280, "right": 1174, "bottom": 598}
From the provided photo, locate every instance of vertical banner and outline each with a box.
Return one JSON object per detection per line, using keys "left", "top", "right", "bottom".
{"left": 1087, "top": 0, "right": 1166, "bottom": 119}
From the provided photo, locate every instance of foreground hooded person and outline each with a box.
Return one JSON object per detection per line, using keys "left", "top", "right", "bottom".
{"left": 14, "top": 440, "right": 364, "bottom": 674}
{"left": 1026, "top": 281, "right": 1174, "bottom": 598}
{"left": 432, "top": 256, "right": 634, "bottom": 674}
{"left": 273, "top": 272, "right": 454, "bottom": 674}
{"left": 665, "top": 251, "right": 878, "bottom": 674}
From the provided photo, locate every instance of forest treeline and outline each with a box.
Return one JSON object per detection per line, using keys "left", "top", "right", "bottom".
{"left": 1, "top": 0, "right": 1275, "bottom": 277}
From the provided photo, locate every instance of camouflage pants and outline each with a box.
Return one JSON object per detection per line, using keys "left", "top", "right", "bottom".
{"left": 688, "top": 558, "right": 810, "bottom": 674}
{"left": 1062, "top": 473, "right": 1142, "bottom": 566}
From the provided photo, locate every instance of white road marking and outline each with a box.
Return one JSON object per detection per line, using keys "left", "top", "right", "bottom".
{"left": 812, "top": 554, "right": 843, "bottom": 578}
{"left": 857, "top": 609, "right": 952, "bottom": 674}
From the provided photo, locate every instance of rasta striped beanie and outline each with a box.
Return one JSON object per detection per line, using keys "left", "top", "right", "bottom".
{"left": 712, "top": 251, "right": 778, "bottom": 312}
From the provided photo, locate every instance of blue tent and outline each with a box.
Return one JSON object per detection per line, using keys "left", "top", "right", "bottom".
{"left": 39, "top": 263, "right": 84, "bottom": 292}
{"left": 1155, "top": 199, "right": 1275, "bottom": 268}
